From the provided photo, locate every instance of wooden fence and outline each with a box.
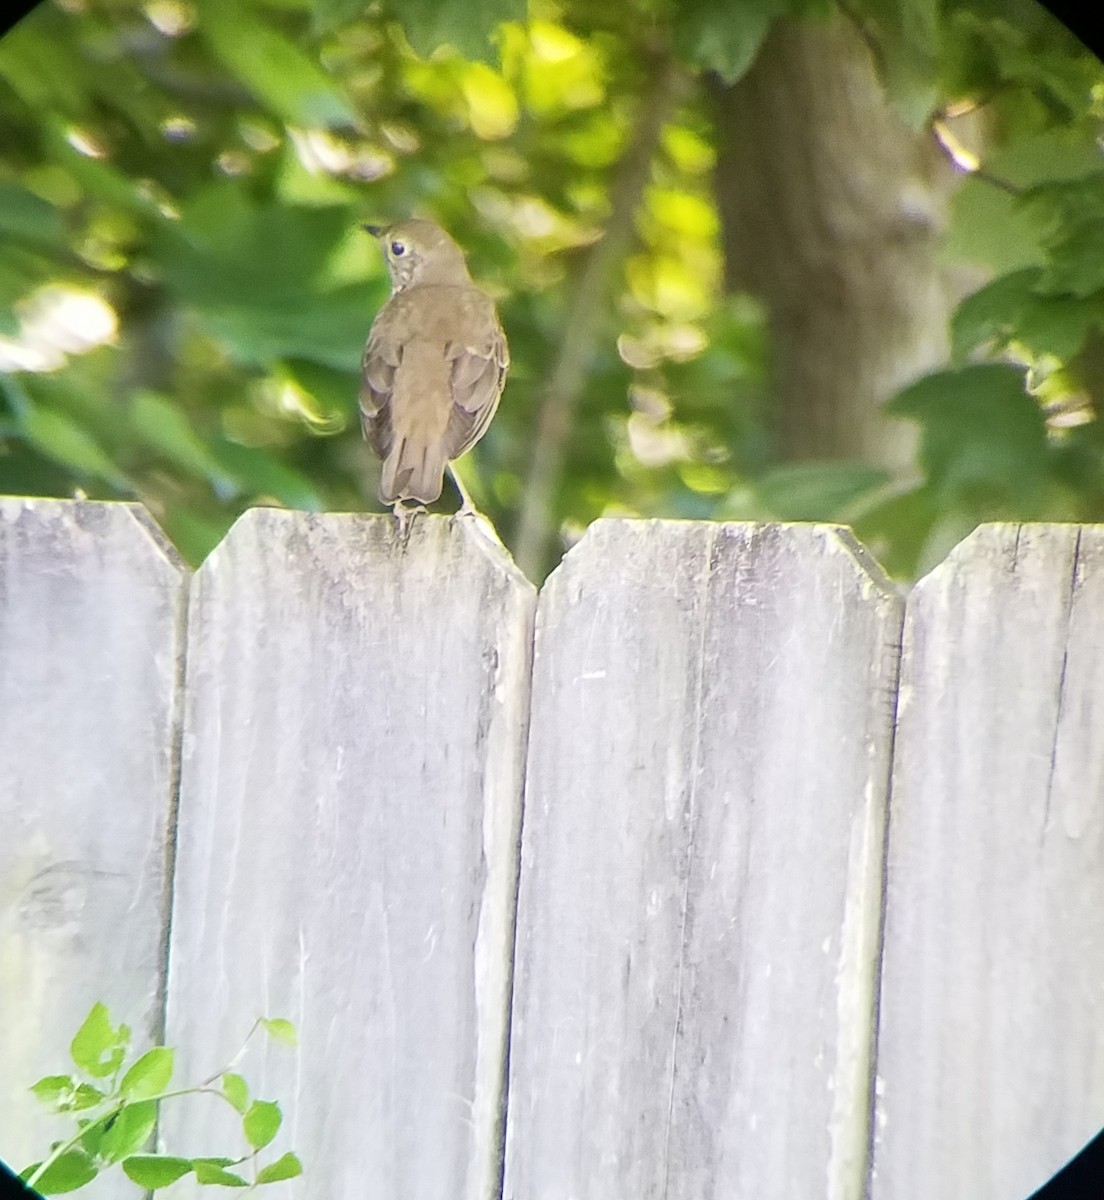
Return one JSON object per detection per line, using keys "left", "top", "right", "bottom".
{"left": 1, "top": 497, "right": 1102, "bottom": 1199}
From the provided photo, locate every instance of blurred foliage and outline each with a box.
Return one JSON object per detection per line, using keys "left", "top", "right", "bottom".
{"left": 0, "top": 0, "right": 1102, "bottom": 577}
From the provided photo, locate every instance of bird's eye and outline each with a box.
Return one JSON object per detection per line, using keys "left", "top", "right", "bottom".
{"left": 391, "top": 242, "right": 406, "bottom": 257}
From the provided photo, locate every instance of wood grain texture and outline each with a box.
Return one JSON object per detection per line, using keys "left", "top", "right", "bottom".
{"left": 0, "top": 499, "right": 185, "bottom": 1165}
{"left": 872, "top": 524, "right": 1104, "bottom": 1199}
{"left": 503, "top": 519, "right": 903, "bottom": 1200}
{"left": 163, "top": 511, "right": 534, "bottom": 1199}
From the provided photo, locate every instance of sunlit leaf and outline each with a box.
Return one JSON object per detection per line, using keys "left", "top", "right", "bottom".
{"left": 122, "top": 1155, "right": 194, "bottom": 1189}
{"left": 69, "top": 1003, "right": 129, "bottom": 1078}
{"left": 242, "top": 1100, "right": 282, "bottom": 1150}
{"left": 29, "top": 1076, "right": 78, "bottom": 1111}
{"left": 79, "top": 1114, "right": 110, "bottom": 1158}
{"left": 221, "top": 1072, "right": 250, "bottom": 1114}
{"left": 194, "top": 1160, "right": 249, "bottom": 1187}
{"left": 259, "top": 1018, "right": 298, "bottom": 1046}
{"left": 27, "top": 1149, "right": 98, "bottom": 1195}
{"left": 256, "top": 1152, "right": 303, "bottom": 1184}
{"left": 120, "top": 1047, "right": 174, "bottom": 1100}
{"left": 100, "top": 1100, "right": 158, "bottom": 1163}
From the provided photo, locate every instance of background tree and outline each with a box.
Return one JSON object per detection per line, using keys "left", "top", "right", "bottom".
{"left": 0, "top": 0, "right": 1101, "bottom": 580}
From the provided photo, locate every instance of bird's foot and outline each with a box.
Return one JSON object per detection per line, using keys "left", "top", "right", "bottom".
{"left": 449, "top": 502, "right": 505, "bottom": 550}
{"left": 392, "top": 502, "right": 426, "bottom": 545}
{"left": 449, "top": 499, "right": 479, "bottom": 527}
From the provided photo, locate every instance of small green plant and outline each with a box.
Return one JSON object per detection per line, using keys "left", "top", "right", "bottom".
{"left": 22, "top": 1003, "right": 302, "bottom": 1194}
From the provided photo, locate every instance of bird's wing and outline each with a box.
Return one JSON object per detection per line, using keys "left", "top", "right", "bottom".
{"left": 358, "top": 302, "right": 404, "bottom": 461}
{"left": 443, "top": 298, "right": 509, "bottom": 460}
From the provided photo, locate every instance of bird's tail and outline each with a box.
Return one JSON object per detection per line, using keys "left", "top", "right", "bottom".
{"left": 379, "top": 437, "right": 448, "bottom": 505}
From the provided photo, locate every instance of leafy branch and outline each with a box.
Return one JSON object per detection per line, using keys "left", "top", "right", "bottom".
{"left": 22, "top": 1003, "right": 302, "bottom": 1195}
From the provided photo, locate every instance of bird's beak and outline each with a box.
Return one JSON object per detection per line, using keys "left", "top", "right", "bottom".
{"left": 362, "top": 223, "right": 386, "bottom": 237}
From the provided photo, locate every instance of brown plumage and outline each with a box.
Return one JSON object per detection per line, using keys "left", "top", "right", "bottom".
{"left": 359, "top": 219, "right": 508, "bottom": 529}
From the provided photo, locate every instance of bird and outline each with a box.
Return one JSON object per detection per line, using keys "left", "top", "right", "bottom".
{"left": 359, "top": 218, "right": 509, "bottom": 540}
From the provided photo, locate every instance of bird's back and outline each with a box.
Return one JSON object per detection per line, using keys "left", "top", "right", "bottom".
{"left": 360, "top": 283, "right": 507, "bottom": 505}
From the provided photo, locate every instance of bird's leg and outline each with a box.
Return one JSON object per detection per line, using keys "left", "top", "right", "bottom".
{"left": 447, "top": 463, "right": 479, "bottom": 520}
{"left": 446, "top": 464, "right": 505, "bottom": 548}
{"left": 392, "top": 500, "right": 426, "bottom": 545}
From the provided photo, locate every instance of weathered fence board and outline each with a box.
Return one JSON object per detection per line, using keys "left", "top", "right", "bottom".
{"left": 0, "top": 499, "right": 186, "bottom": 1168}
{"left": 162, "top": 511, "right": 534, "bottom": 1199}
{"left": 872, "top": 524, "right": 1104, "bottom": 1199}
{"left": 503, "top": 520, "right": 903, "bottom": 1200}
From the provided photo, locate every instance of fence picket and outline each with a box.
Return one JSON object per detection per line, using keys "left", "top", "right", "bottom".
{"left": 503, "top": 520, "right": 903, "bottom": 1200}
{"left": 0, "top": 499, "right": 186, "bottom": 1171}
{"left": 872, "top": 524, "right": 1104, "bottom": 1199}
{"left": 162, "top": 510, "right": 534, "bottom": 1199}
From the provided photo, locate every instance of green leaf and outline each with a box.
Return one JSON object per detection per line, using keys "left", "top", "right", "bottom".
{"left": 672, "top": 0, "right": 784, "bottom": 84}
{"left": 221, "top": 1072, "right": 250, "bottom": 1114}
{"left": 888, "top": 364, "right": 1049, "bottom": 504}
{"left": 952, "top": 268, "right": 1041, "bottom": 360}
{"left": 79, "top": 1114, "right": 111, "bottom": 1157}
{"left": 0, "top": 183, "right": 67, "bottom": 248}
{"left": 0, "top": 13, "right": 87, "bottom": 110}
{"left": 255, "top": 1152, "right": 304, "bottom": 1184}
{"left": 193, "top": 1161, "right": 250, "bottom": 1187}
{"left": 122, "top": 1155, "right": 194, "bottom": 1189}
{"left": 213, "top": 441, "right": 323, "bottom": 509}
{"left": 156, "top": 507, "right": 235, "bottom": 568}
{"left": 953, "top": 267, "right": 1104, "bottom": 363}
{"left": 1016, "top": 292, "right": 1104, "bottom": 362}
{"left": 197, "top": 0, "right": 354, "bottom": 126}
{"left": 944, "top": 174, "right": 1047, "bottom": 277}
{"left": 100, "top": 1100, "right": 157, "bottom": 1163}
{"left": 150, "top": 185, "right": 350, "bottom": 308}
{"left": 387, "top": 0, "right": 525, "bottom": 63}
{"left": 20, "top": 408, "right": 129, "bottom": 490}
{"left": 30, "top": 1076, "right": 77, "bottom": 1111}
{"left": 198, "top": 291, "right": 372, "bottom": 371}
{"left": 857, "top": 0, "right": 940, "bottom": 128}
{"left": 149, "top": 188, "right": 373, "bottom": 370}
{"left": 243, "top": 1100, "right": 282, "bottom": 1150}
{"left": 961, "top": 10, "right": 1098, "bottom": 125}
{"left": 312, "top": 0, "right": 368, "bottom": 34}
{"left": 129, "top": 392, "right": 236, "bottom": 490}
{"left": 1037, "top": 217, "right": 1104, "bottom": 298}
{"left": 120, "top": 1047, "right": 174, "bottom": 1100}
{"left": 259, "top": 1018, "right": 298, "bottom": 1047}
{"left": 754, "top": 461, "right": 890, "bottom": 520}
{"left": 68, "top": 1084, "right": 107, "bottom": 1112}
{"left": 29, "top": 1149, "right": 98, "bottom": 1195}
{"left": 70, "top": 1003, "right": 129, "bottom": 1079}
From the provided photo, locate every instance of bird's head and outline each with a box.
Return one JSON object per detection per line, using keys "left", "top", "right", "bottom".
{"left": 363, "top": 218, "right": 472, "bottom": 291}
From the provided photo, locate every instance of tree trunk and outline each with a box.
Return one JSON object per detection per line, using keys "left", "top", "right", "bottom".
{"left": 711, "top": 17, "right": 960, "bottom": 472}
